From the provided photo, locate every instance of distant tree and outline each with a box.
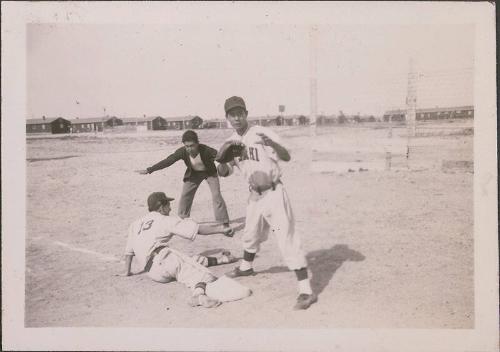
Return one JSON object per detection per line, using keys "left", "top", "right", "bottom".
{"left": 191, "top": 116, "right": 203, "bottom": 129}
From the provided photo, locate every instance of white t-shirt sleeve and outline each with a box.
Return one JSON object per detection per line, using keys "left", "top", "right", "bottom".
{"left": 164, "top": 216, "right": 199, "bottom": 241}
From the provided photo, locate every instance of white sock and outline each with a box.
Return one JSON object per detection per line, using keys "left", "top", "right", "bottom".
{"left": 239, "top": 260, "right": 253, "bottom": 271}
{"left": 298, "top": 279, "right": 313, "bottom": 295}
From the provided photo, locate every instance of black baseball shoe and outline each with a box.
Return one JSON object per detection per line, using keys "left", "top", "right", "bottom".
{"left": 293, "top": 293, "right": 318, "bottom": 310}
{"left": 225, "top": 267, "right": 255, "bottom": 278}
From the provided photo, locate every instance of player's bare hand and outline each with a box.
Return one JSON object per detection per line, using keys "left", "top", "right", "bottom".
{"left": 256, "top": 133, "right": 273, "bottom": 146}
{"left": 136, "top": 169, "right": 149, "bottom": 175}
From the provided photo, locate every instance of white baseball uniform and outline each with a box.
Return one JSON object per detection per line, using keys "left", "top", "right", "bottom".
{"left": 225, "top": 125, "right": 307, "bottom": 270}
{"left": 124, "top": 212, "right": 216, "bottom": 289}
{"left": 124, "top": 211, "right": 252, "bottom": 301}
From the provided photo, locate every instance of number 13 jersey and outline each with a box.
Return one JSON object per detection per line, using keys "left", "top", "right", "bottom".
{"left": 124, "top": 212, "right": 199, "bottom": 269}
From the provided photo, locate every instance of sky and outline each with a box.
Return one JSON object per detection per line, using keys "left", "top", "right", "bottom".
{"left": 27, "top": 23, "right": 474, "bottom": 119}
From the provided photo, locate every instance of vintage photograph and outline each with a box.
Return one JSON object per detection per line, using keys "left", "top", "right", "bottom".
{"left": 2, "top": 2, "right": 497, "bottom": 351}
{"left": 24, "top": 21, "right": 477, "bottom": 328}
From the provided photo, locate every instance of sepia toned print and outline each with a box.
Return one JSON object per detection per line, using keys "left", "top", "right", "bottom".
{"left": 2, "top": 2, "right": 497, "bottom": 352}
{"left": 24, "top": 22, "right": 474, "bottom": 328}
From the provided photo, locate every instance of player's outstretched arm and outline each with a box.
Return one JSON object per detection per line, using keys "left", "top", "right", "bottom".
{"left": 198, "top": 224, "right": 234, "bottom": 237}
{"left": 116, "top": 254, "right": 134, "bottom": 276}
{"left": 138, "top": 148, "right": 184, "bottom": 174}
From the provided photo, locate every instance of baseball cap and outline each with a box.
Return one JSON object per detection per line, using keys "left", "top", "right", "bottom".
{"left": 224, "top": 96, "right": 246, "bottom": 113}
{"left": 147, "top": 192, "right": 174, "bottom": 211}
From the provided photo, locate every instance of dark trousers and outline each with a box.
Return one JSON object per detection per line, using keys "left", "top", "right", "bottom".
{"left": 178, "top": 171, "right": 230, "bottom": 224}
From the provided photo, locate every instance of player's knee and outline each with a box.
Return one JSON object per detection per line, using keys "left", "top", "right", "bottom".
{"left": 149, "top": 274, "right": 175, "bottom": 284}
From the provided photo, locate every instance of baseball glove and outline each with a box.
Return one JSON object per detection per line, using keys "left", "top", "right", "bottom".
{"left": 216, "top": 141, "right": 246, "bottom": 163}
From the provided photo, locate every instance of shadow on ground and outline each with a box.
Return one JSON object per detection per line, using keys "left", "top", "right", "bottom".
{"left": 257, "top": 244, "right": 365, "bottom": 296}
{"left": 307, "top": 244, "right": 365, "bottom": 295}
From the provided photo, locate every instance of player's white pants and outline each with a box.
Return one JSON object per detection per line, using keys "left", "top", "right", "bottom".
{"left": 147, "top": 247, "right": 216, "bottom": 289}
{"left": 147, "top": 248, "right": 251, "bottom": 302}
{"left": 242, "top": 183, "right": 307, "bottom": 270}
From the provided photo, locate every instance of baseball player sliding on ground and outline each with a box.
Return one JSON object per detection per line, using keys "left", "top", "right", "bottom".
{"left": 117, "top": 192, "right": 251, "bottom": 308}
{"left": 216, "top": 96, "right": 317, "bottom": 310}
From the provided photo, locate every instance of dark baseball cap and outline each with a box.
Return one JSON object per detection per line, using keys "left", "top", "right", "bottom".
{"left": 147, "top": 192, "right": 174, "bottom": 211}
{"left": 224, "top": 96, "right": 246, "bottom": 113}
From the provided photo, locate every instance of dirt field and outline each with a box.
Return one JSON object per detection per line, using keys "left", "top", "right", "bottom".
{"left": 25, "top": 123, "right": 474, "bottom": 328}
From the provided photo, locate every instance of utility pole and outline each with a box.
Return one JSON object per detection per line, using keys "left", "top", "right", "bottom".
{"left": 406, "top": 58, "right": 417, "bottom": 137}
{"left": 102, "top": 107, "right": 106, "bottom": 134}
{"left": 405, "top": 58, "right": 418, "bottom": 169}
{"left": 309, "top": 25, "right": 318, "bottom": 137}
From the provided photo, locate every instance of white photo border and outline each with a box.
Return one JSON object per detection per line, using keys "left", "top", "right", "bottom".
{"left": 2, "top": 2, "right": 497, "bottom": 351}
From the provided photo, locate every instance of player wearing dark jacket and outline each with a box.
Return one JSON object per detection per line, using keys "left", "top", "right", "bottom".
{"left": 138, "top": 130, "right": 233, "bottom": 234}
{"left": 146, "top": 143, "right": 217, "bottom": 181}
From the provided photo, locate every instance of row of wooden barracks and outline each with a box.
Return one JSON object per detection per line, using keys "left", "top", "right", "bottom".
{"left": 26, "top": 105, "right": 473, "bottom": 134}
{"left": 315, "top": 105, "right": 474, "bottom": 125}
{"left": 382, "top": 105, "right": 474, "bottom": 122}
{"left": 25, "top": 114, "right": 310, "bottom": 134}
{"left": 26, "top": 115, "right": 205, "bottom": 134}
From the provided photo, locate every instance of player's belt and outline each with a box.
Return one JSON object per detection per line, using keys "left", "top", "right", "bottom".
{"left": 249, "top": 180, "right": 282, "bottom": 195}
{"left": 144, "top": 245, "right": 168, "bottom": 272}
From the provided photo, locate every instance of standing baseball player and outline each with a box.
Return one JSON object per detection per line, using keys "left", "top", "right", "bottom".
{"left": 216, "top": 96, "right": 317, "bottom": 310}
{"left": 117, "top": 192, "right": 251, "bottom": 308}
{"left": 137, "top": 130, "right": 233, "bottom": 235}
